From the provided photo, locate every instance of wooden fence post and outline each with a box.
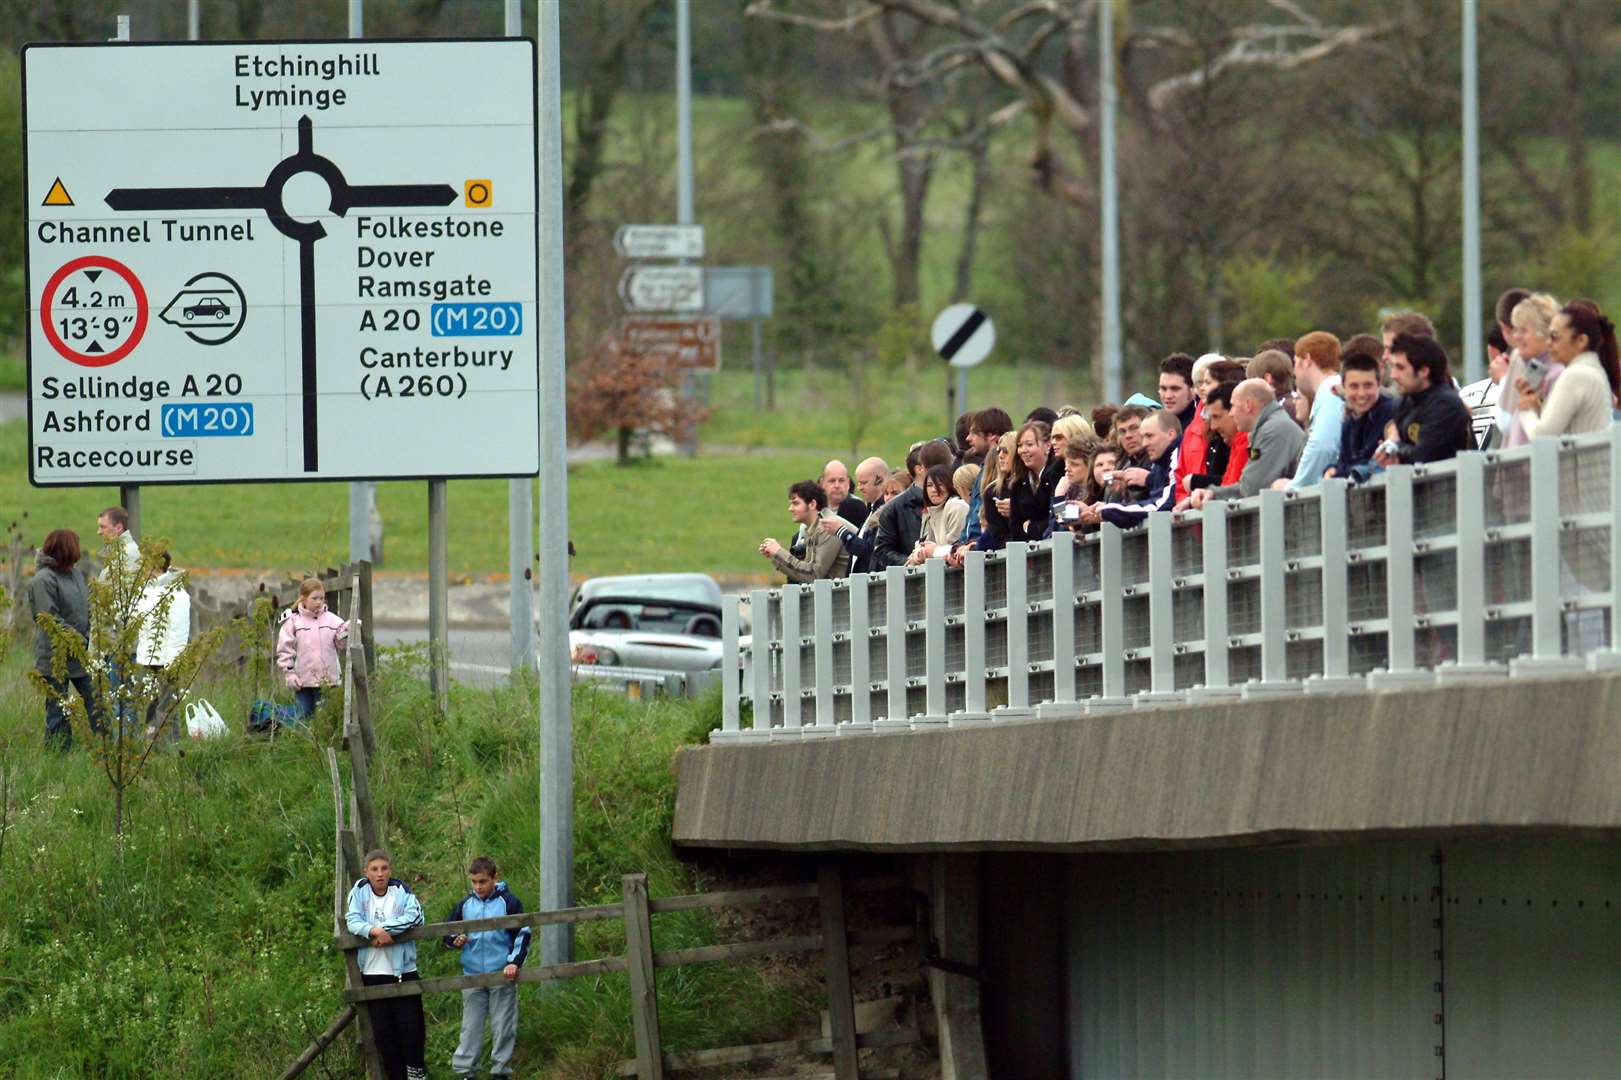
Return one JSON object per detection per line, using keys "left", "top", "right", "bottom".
{"left": 818, "top": 862, "right": 859, "bottom": 1080}
{"left": 357, "top": 559, "right": 376, "bottom": 671}
{"left": 622, "top": 873, "right": 665, "bottom": 1080}
{"left": 343, "top": 635, "right": 380, "bottom": 851}
{"left": 329, "top": 748, "right": 386, "bottom": 1080}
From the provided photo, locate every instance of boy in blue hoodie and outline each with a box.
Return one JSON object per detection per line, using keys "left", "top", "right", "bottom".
{"left": 344, "top": 849, "right": 428, "bottom": 1080}
{"left": 443, "top": 856, "right": 531, "bottom": 1079}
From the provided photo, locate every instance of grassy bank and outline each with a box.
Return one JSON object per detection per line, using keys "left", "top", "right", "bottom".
{"left": 0, "top": 641, "right": 806, "bottom": 1078}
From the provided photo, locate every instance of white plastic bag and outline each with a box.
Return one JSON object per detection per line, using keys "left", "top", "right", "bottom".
{"left": 184, "top": 698, "right": 228, "bottom": 739}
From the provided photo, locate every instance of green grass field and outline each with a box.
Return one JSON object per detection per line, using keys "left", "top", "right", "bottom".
{"left": 0, "top": 642, "right": 809, "bottom": 1078}
{"left": 0, "top": 419, "right": 829, "bottom": 579}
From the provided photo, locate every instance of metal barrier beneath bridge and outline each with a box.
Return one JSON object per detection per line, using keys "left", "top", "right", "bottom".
{"left": 714, "top": 426, "right": 1621, "bottom": 741}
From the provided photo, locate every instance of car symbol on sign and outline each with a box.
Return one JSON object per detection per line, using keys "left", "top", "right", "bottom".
{"left": 183, "top": 296, "right": 230, "bottom": 320}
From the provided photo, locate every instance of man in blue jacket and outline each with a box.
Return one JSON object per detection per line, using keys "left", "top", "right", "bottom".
{"left": 444, "top": 856, "right": 531, "bottom": 1080}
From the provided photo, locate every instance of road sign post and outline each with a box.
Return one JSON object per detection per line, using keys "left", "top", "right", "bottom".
{"left": 703, "top": 267, "right": 774, "bottom": 410}
{"left": 23, "top": 41, "right": 540, "bottom": 487}
{"left": 535, "top": 2, "right": 574, "bottom": 968}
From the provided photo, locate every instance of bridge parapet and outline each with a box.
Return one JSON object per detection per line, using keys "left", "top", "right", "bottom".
{"left": 714, "top": 427, "right": 1621, "bottom": 742}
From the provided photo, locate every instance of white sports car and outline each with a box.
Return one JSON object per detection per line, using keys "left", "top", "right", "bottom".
{"left": 568, "top": 573, "right": 725, "bottom": 675}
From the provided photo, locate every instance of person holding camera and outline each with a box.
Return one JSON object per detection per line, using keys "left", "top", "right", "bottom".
{"left": 1516, "top": 299, "right": 1618, "bottom": 439}
{"left": 1497, "top": 293, "right": 1563, "bottom": 448}
{"left": 1373, "top": 334, "right": 1473, "bottom": 467}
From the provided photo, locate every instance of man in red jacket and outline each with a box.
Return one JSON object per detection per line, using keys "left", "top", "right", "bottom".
{"left": 1160, "top": 353, "right": 1205, "bottom": 497}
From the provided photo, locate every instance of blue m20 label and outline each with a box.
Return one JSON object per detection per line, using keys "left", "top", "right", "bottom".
{"left": 161, "top": 403, "right": 254, "bottom": 437}
{"left": 431, "top": 302, "right": 522, "bottom": 337}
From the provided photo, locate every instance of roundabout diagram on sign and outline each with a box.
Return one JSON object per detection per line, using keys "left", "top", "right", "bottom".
{"left": 105, "top": 114, "right": 455, "bottom": 471}
{"left": 39, "top": 254, "right": 148, "bottom": 367}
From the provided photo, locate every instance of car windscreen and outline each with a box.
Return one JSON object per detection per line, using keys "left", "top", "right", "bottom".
{"left": 571, "top": 597, "right": 723, "bottom": 636}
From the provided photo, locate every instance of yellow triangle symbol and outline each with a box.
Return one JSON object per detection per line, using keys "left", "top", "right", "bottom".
{"left": 42, "top": 178, "right": 73, "bottom": 207}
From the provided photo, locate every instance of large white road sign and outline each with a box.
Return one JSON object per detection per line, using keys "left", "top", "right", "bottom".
{"left": 23, "top": 40, "right": 540, "bottom": 486}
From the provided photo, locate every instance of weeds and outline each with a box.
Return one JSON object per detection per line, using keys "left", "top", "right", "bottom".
{"left": 0, "top": 642, "right": 798, "bottom": 1078}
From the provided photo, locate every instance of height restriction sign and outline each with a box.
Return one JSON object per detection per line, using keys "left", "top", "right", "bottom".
{"left": 22, "top": 40, "right": 541, "bottom": 486}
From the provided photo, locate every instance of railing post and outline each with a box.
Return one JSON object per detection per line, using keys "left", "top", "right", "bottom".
{"left": 877, "top": 565, "right": 911, "bottom": 733}
{"left": 998, "top": 542, "right": 1034, "bottom": 719}
{"left": 1038, "top": 531, "right": 1085, "bottom": 719}
{"left": 714, "top": 595, "right": 741, "bottom": 742}
{"left": 953, "top": 551, "right": 990, "bottom": 726}
{"left": 1512, "top": 438, "right": 1585, "bottom": 675}
{"left": 743, "top": 588, "right": 772, "bottom": 740}
{"left": 1244, "top": 488, "right": 1298, "bottom": 697}
{"left": 1593, "top": 424, "right": 1621, "bottom": 670}
{"left": 1135, "top": 513, "right": 1184, "bottom": 707}
{"left": 1369, "top": 465, "right": 1434, "bottom": 688}
{"left": 1089, "top": 525, "right": 1131, "bottom": 711}
{"left": 622, "top": 873, "right": 665, "bottom": 1080}
{"left": 915, "top": 558, "right": 949, "bottom": 728}
{"left": 808, "top": 580, "right": 836, "bottom": 738}
{"left": 843, "top": 574, "right": 874, "bottom": 734}
{"left": 1439, "top": 453, "right": 1506, "bottom": 681}
{"left": 1190, "top": 502, "right": 1240, "bottom": 700}
{"left": 1308, "top": 479, "right": 1363, "bottom": 693}
{"left": 775, "top": 586, "right": 804, "bottom": 739}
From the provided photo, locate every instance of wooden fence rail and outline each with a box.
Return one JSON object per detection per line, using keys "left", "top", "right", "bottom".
{"left": 330, "top": 871, "right": 922, "bottom": 1080}
{"left": 287, "top": 561, "right": 922, "bottom": 1080}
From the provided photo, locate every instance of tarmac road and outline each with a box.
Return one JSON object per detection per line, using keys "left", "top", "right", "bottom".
{"left": 375, "top": 624, "right": 527, "bottom": 688}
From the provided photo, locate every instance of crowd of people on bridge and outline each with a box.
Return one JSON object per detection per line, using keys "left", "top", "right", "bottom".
{"left": 758, "top": 292, "right": 1621, "bottom": 582}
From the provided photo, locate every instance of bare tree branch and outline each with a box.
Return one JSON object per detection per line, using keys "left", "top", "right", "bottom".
{"left": 744, "top": 0, "right": 882, "bottom": 33}
{"left": 1146, "top": 20, "right": 1394, "bottom": 112}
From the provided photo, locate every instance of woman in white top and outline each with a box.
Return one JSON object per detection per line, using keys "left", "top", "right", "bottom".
{"left": 1517, "top": 298, "right": 1619, "bottom": 438}
{"left": 909, "top": 464, "right": 969, "bottom": 563}
{"left": 1497, "top": 293, "right": 1563, "bottom": 447}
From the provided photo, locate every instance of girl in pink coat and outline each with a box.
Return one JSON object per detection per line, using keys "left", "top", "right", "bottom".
{"left": 275, "top": 578, "right": 350, "bottom": 718}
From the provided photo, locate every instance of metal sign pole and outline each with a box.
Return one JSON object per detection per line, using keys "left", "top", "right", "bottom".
{"left": 675, "top": 0, "right": 703, "bottom": 457}
{"left": 536, "top": 0, "right": 575, "bottom": 965}
{"left": 114, "top": 15, "right": 137, "bottom": 537}
{"left": 428, "top": 480, "right": 449, "bottom": 716}
{"left": 752, "top": 318, "right": 763, "bottom": 410}
{"left": 347, "top": 0, "right": 373, "bottom": 568}
{"left": 505, "top": 0, "right": 534, "bottom": 678}
{"left": 1460, "top": 0, "right": 1483, "bottom": 384}
{"left": 1099, "top": 0, "right": 1121, "bottom": 403}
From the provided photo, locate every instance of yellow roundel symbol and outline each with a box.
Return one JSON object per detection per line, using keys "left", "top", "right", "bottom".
{"left": 1407, "top": 422, "right": 1421, "bottom": 443}
{"left": 464, "top": 179, "right": 493, "bottom": 208}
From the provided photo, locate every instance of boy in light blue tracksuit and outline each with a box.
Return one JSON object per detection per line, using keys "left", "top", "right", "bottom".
{"left": 443, "top": 856, "right": 531, "bottom": 1079}
{"left": 345, "top": 849, "right": 428, "bottom": 1080}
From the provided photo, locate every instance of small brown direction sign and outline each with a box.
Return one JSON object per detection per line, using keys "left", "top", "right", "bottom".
{"left": 618, "top": 315, "right": 721, "bottom": 372}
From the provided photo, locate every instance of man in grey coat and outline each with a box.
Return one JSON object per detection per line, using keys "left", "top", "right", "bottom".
{"left": 1187, "top": 379, "right": 1306, "bottom": 507}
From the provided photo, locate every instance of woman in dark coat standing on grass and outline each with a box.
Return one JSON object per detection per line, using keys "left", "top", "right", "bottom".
{"left": 30, "top": 529, "right": 104, "bottom": 750}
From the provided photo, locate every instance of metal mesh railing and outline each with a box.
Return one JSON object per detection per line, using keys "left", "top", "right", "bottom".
{"left": 719, "top": 429, "right": 1620, "bottom": 739}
